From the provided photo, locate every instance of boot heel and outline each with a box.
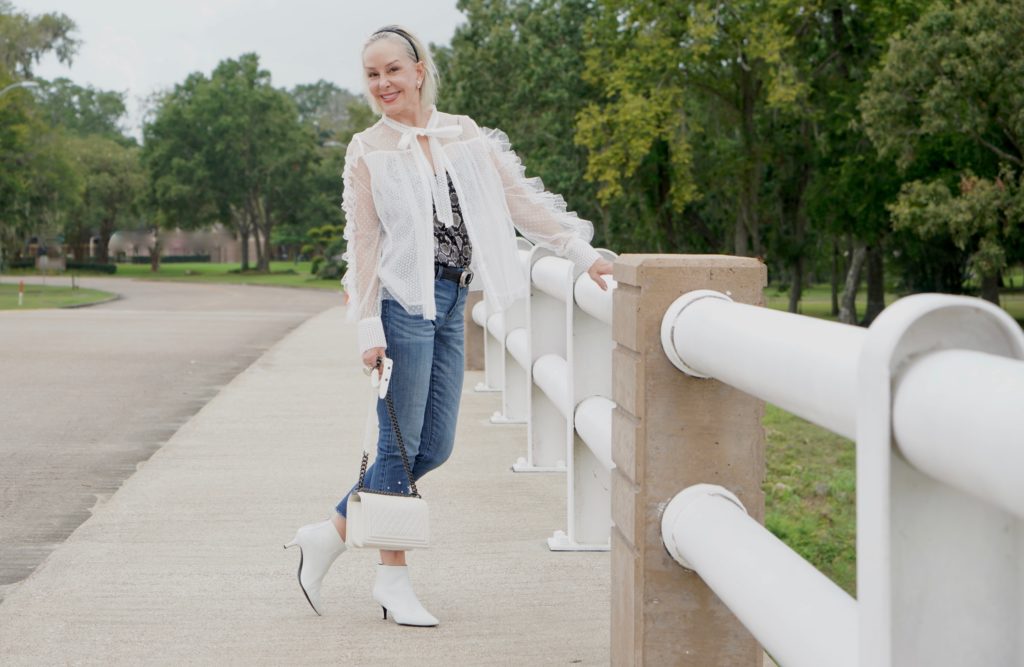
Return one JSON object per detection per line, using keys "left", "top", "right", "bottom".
{"left": 382, "top": 607, "right": 388, "bottom": 620}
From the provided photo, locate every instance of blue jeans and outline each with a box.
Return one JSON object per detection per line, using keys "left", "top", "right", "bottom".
{"left": 336, "top": 278, "right": 468, "bottom": 517}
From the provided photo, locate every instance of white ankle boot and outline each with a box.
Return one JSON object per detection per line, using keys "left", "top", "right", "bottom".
{"left": 372, "top": 564, "right": 439, "bottom": 627}
{"left": 284, "top": 519, "right": 346, "bottom": 616}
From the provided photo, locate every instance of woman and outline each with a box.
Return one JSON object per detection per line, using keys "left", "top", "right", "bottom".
{"left": 285, "top": 25, "right": 614, "bottom": 627}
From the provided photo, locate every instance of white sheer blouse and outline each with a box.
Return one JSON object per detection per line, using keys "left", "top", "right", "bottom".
{"left": 341, "top": 107, "right": 602, "bottom": 353}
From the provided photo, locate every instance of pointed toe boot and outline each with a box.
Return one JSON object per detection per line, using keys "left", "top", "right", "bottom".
{"left": 284, "top": 519, "right": 347, "bottom": 616}
{"left": 372, "top": 564, "right": 439, "bottom": 627}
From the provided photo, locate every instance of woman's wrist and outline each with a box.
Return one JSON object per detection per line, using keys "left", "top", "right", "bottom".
{"left": 358, "top": 317, "right": 387, "bottom": 354}
{"left": 564, "top": 238, "right": 602, "bottom": 272}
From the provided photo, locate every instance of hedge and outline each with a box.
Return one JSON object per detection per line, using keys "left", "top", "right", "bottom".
{"left": 5, "top": 259, "right": 116, "bottom": 273}
{"left": 67, "top": 261, "right": 117, "bottom": 274}
{"left": 129, "top": 255, "right": 211, "bottom": 264}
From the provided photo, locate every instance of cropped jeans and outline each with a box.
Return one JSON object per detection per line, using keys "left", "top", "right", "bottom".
{"left": 336, "top": 277, "right": 468, "bottom": 517}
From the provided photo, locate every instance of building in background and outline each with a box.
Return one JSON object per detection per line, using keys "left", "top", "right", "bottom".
{"left": 107, "top": 225, "right": 257, "bottom": 263}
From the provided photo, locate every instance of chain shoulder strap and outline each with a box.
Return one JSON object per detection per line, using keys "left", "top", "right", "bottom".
{"left": 356, "top": 388, "right": 420, "bottom": 498}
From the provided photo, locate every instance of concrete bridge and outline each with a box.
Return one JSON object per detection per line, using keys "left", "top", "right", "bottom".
{"left": 0, "top": 304, "right": 610, "bottom": 664}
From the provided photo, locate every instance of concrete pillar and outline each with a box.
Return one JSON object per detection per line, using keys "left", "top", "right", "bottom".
{"left": 611, "top": 255, "right": 767, "bottom": 666}
{"left": 464, "top": 290, "right": 484, "bottom": 371}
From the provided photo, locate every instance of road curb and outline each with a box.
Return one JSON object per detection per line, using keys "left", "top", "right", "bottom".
{"left": 59, "top": 293, "right": 122, "bottom": 309}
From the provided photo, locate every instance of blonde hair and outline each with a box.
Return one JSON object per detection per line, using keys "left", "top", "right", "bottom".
{"left": 362, "top": 25, "right": 439, "bottom": 115}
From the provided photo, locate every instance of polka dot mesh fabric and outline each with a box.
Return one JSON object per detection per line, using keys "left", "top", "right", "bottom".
{"left": 341, "top": 109, "right": 602, "bottom": 353}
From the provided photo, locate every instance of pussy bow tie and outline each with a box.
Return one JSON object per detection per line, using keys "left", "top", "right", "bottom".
{"left": 395, "top": 124, "right": 464, "bottom": 229}
{"left": 395, "top": 124, "right": 463, "bottom": 150}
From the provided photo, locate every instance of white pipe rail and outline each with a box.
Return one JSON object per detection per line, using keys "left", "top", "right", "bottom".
{"left": 663, "top": 291, "right": 863, "bottom": 439}
{"left": 473, "top": 299, "right": 502, "bottom": 393}
{"left": 661, "top": 290, "right": 1024, "bottom": 666}
{"left": 892, "top": 349, "right": 1024, "bottom": 519}
{"left": 471, "top": 299, "right": 487, "bottom": 329}
{"left": 479, "top": 241, "right": 533, "bottom": 420}
{"left": 515, "top": 248, "right": 573, "bottom": 473}
{"left": 533, "top": 353, "right": 571, "bottom": 420}
{"left": 505, "top": 328, "right": 529, "bottom": 370}
{"left": 662, "top": 484, "right": 858, "bottom": 667}
{"left": 574, "top": 271, "right": 616, "bottom": 324}
{"left": 532, "top": 256, "right": 572, "bottom": 299}
{"left": 574, "top": 396, "right": 614, "bottom": 471}
{"left": 486, "top": 311, "right": 506, "bottom": 341}
{"left": 662, "top": 291, "right": 1024, "bottom": 519}
{"left": 489, "top": 245, "right": 618, "bottom": 550}
{"left": 548, "top": 249, "right": 618, "bottom": 551}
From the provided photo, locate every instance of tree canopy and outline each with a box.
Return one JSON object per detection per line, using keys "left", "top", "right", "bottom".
{"left": 4, "top": 0, "right": 1024, "bottom": 314}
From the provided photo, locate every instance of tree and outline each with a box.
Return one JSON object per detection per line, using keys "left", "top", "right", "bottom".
{"left": 0, "top": 3, "right": 80, "bottom": 270}
{"left": 290, "top": 80, "right": 362, "bottom": 145}
{"left": 889, "top": 168, "right": 1023, "bottom": 303}
{"left": 436, "top": 0, "right": 608, "bottom": 244}
{"left": 0, "top": 1, "right": 77, "bottom": 78}
{"left": 861, "top": 0, "right": 1024, "bottom": 304}
{"left": 577, "top": 0, "right": 804, "bottom": 257}
{"left": 275, "top": 89, "right": 372, "bottom": 267}
{"left": 34, "top": 77, "right": 130, "bottom": 142}
{"left": 774, "top": 0, "right": 931, "bottom": 322}
{"left": 143, "top": 54, "right": 316, "bottom": 271}
{"left": 0, "top": 102, "right": 81, "bottom": 266}
{"left": 66, "top": 135, "right": 143, "bottom": 263}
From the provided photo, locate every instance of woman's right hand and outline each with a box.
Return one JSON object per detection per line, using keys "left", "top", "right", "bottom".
{"left": 362, "top": 347, "right": 387, "bottom": 378}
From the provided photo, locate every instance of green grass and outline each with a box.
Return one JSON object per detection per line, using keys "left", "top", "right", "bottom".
{"left": 108, "top": 261, "right": 342, "bottom": 290}
{"left": 764, "top": 405, "right": 856, "bottom": 594}
{"left": 2, "top": 261, "right": 339, "bottom": 290}
{"left": 0, "top": 282, "right": 114, "bottom": 310}
{"left": 8, "top": 260, "right": 1023, "bottom": 325}
{"left": 765, "top": 283, "right": 1024, "bottom": 325}
{"left": 764, "top": 284, "right": 890, "bottom": 319}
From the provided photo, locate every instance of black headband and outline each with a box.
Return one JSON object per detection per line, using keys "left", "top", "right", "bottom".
{"left": 375, "top": 27, "right": 419, "bottom": 62}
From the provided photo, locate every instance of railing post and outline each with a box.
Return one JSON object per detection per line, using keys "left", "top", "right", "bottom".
{"left": 464, "top": 290, "right": 484, "bottom": 371}
{"left": 611, "top": 255, "right": 767, "bottom": 665}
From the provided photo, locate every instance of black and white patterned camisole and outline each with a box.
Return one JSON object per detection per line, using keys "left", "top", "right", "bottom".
{"left": 433, "top": 172, "right": 472, "bottom": 268}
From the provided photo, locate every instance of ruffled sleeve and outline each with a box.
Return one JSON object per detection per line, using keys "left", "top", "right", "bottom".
{"left": 341, "top": 136, "right": 387, "bottom": 353}
{"left": 483, "top": 127, "right": 602, "bottom": 271}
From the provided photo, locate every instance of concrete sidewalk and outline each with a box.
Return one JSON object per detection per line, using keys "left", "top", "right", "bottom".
{"left": 0, "top": 307, "right": 609, "bottom": 665}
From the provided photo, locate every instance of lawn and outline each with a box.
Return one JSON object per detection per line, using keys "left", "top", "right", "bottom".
{"left": 12, "top": 259, "right": 1024, "bottom": 324}
{"left": 763, "top": 405, "right": 856, "bottom": 595}
{"left": 0, "top": 282, "right": 114, "bottom": 310}
{"left": 109, "top": 261, "right": 341, "bottom": 290}
{"left": 764, "top": 283, "right": 1024, "bottom": 324}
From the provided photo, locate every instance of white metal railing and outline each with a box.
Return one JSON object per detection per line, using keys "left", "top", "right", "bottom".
{"left": 473, "top": 239, "right": 534, "bottom": 398}
{"left": 661, "top": 484, "right": 858, "bottom": 667}
{"left": 477, "top": 244, "right": 618, "bottom": 551}
{"left": 659, "top": 290, "right": 1024, "bottom": 667}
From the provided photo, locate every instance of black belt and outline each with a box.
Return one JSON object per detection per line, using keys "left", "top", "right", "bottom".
{"left": 435, "top": 264, "right": 473, "bottom": 287}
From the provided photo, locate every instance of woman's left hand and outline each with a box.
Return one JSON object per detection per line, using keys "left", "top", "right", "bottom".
{"left": 587, "top": 258, "right": 615, "bottom": 291}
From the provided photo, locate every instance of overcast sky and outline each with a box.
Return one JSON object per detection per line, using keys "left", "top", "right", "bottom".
{"left": 15, "top": 0, "right": 465, "bottom": 137}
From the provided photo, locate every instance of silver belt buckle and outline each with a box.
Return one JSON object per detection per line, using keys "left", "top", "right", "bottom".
{"left": 459, "top": 270, "right": 473, "bottom": 287}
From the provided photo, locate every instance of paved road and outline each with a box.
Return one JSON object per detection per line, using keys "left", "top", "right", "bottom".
{"left": 0, "top": 277, "right": 339, "bottom": 601}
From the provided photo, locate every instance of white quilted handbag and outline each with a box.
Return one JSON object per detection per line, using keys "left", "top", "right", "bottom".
{"left": 346, "top": 359, "right": 430, "bottom": 551}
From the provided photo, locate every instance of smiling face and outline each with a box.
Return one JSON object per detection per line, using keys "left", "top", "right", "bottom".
{"left": 363, "top": 37, "right": 423, "bottom": 122}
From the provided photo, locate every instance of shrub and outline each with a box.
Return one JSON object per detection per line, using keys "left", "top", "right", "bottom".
{"left": 4, "top": 259, "right": 116, "bottom": 274}
{"left": 67, "top": 261, "right": 117, "bottom": 274}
